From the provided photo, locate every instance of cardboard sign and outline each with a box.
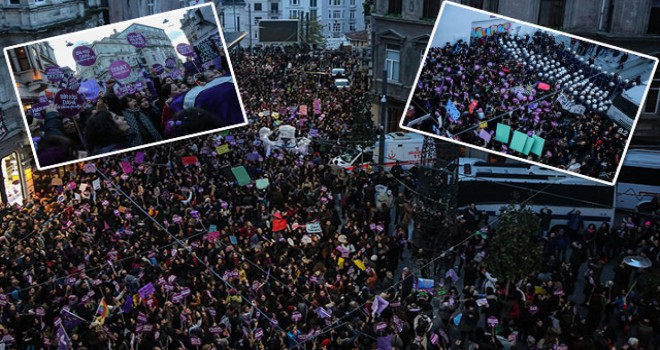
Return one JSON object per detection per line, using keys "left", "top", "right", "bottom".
{"left": 509, "top": 130, "right": 528, "bottom": 153}
{"left": 109, "top": 60, "right": 132, "bottom": 80}
{"left": 180, "top": 287, "right": 191, "bottom": 297}
{"left": 45, "top": 66, "right": 64, "bottom": 83}
{"left": 138, "top": 283, "right": 156, "bottom": 299}
{"left": 231, "top": 166, "right": 251, "bottom": 186}
{"left": 292, "top": 311, "right": 302, "bottom": 321}
{"left": 165, "top": 57, "right": 177, "bottom": 69}
{"left": 446, "top": 99, "right": 461, "bottom": 122}
{"left": 487, "top": 316, "right": 499, "bottom": 327}
{"left": 72, "top": 46, "right": 96, "bottom": 66}
{"left": 209, "top": 326, "right": 223, "bottom": 334}
{"left": 190, "top": 337, "right": 201, "bottom": 346}
{"left": 176, "top": 43, "right": 195, "bottom": 56}
{"left": 171, "top": 293, "right": 183, "bottom": 303}
{"left": 54, "top": 89, "right": 84, "bottom": 116}
{"left": 495, "top": 123, "right": 511, "bottom": 144}
{"left": 254, "top": 328, "right": 264, "bottom": 340}
{"left": 127, "top": 32, "right": 146, "bottom": 48}
{"left": 216, "top": 144, "right": 230, "bottom": 155}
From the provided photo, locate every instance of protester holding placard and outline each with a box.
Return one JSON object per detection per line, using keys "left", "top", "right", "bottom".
{"left": 409, "top": 30, "right": 642, "bottom": 180}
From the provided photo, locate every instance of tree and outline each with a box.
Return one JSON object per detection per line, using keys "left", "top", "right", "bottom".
{"left": 306, "top": 16, "right": 326, "bottom": 47}
{"left": 346, "top": 95, "right": 378, "bottom": 150}
{"left": 484, "top": 204, "right": 542, "bottom": 294}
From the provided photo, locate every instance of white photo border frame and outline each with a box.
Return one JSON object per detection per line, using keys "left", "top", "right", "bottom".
{"left": 3, "top": 2, "right": 249, "bottom": 171}
{"left": 399, "top": 1, "right": 660, "bottom": 186}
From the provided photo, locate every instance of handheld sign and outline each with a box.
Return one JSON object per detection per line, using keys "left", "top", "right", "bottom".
{"left": 54, "top": 89, "right": 84, "bottom": 116}
{"left": 152, "top": 63, "right": 165, "bottom": 75}
{"left": 487, "top": 316, "right": 499, "bottom": 328}
{"left": 138, "top": 282, "right": 156, "bottom": 299}
{"left": 165, "top": 57, "right": 177, "bottom": 69}
{"left": 292, "top": 311, "right": 302, "bottom": 322}
{"left": 176, "top": 43, "right": 195, "bottom": 57}
{"left": 127, "top": 32, "right": 146, "bottom": 48}
{"left": 44, "top": 66, "right": 64, "bottom": 83}
{"left": 72, "top": 46, "right": 96, "bottom": 66}
{"left": 109, "top": 60, "right": 132, "bottom": 80}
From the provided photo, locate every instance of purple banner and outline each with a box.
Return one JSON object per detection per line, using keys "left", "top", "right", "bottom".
{"left": 44, "top": 66, "right": 64, "bottom": 83}
{"left": 72, "top": 46, "right": 96, "bottom": 66}
{"left": 152, "top": 63, "right": 165, "bottom": 75}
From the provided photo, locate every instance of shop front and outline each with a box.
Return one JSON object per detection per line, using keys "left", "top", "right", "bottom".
{"left": 0, "top": 152, "right": 26, "bottom": 205}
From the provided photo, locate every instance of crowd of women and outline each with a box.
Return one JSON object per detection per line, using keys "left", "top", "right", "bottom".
{"left": 408, "top": 30, "right": 646, "bottom": 181}
{"left": 0, "top": 45, "right": 658, "bottom": 350}
{"left": 32, "top": 57, "right": 243, "bottom": 168}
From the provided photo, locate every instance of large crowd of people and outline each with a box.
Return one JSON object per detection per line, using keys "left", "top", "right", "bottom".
{"left": 30, "top": 55, "right": 243, "bottom": 168}
{"left": 1, "top": 45, "right": 658, "bottom": 350}
{"left": 407, "top": 30, "right": 648, "bottom": 181}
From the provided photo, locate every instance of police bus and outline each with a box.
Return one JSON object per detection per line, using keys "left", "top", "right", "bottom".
{"left": 615, "top": 149, "right": 660, "bottom": 212}
{"left": 458, "top": 158, "right": 616, "bottom": 229}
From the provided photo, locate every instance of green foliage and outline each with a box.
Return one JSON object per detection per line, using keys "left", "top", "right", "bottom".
{"left": 485, "top": 205, "right": 542, "bottom": 284}
{"left": 347, "top": 95, "right": 377, "bottom": 149}
{"left": 307, "top": 16, "right": 326, "bottom": 46}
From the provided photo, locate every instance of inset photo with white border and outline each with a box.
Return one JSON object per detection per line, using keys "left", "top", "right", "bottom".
{"left": 400, "top": 1, "right": 658, "bottom": 186}
{"left": 4, "top": 2, "right": 247, "bottom": 170}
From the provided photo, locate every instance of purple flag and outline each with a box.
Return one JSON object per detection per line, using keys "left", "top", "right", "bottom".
{"left": 371, "top": 295, "right": 389, "bottom": 317}
{"left": 122, "top": 296, "right": 133, "bottom": 314}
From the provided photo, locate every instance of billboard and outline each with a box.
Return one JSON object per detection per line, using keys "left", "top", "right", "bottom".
{"left": 259, "top": 20, "right": 299, "bottom": 43}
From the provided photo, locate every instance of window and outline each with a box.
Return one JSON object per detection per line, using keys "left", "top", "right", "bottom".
{"left": 649, "top": 0, "right": 660, "bottom": 34}
{"left": 349, "top": 24, "right": 356, "bottom": 31}
{"left": 643, "top": 76, "right": 660, "bottom": 114}
{"left": 310, "top": 0, "right": 317, "bottom": 7}
{"left": 31, "top": 48, "right": 43, "bottom": 70}
{"left": 310, "top": 9, "right": 317, "bottom": 18}
{"left": 422, "top": 0, "right": 440, "bottom": 18}
{"left": 236, "top": 16, "right": 240, "bottom": 30}
{"left": 350, "top": 0, "right": 355, "bottom": 5}
{"left": 332, "top": 0, "right": 340, "bottom": 5}
{"left": 254, "top": 3, "right": 262, "bottom": 11}
{"left": 333, "top": 22, "right": 341, "bottom": 32}
{"left": 349, "top": 10, "right": 355, "bottom": 19}
{"left": 385, "top": 45, "right": 400, "bottom": 82}
{"left": 10, "top": 47, "right": 31, "bottom": 72}
{"left": 9, "top": 0, "right": 20, "bottom": 4}
{"left": 538, "top": 0, "right": 565, "bottom": 28}
{"left": 255, "top": 16, "right": 262, "bottom": 24}
{"left": 290, "top": 10, "right": 299, "bottom": 18}
{"left": 333, "top": 10, "right": 341, "bottom": 18}
{"left": 388, "top": 0, "right": 402, "bottom": 15}
{"left": 290, "top": 0, "right": 298, "bottom": 6}
{"left": 271, "top": 2, "right": 279, "bottom": 13}
{"left": 464, "top": 0, "right": 484, "bottom": 8}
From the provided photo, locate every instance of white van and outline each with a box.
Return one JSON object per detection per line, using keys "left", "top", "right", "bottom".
{"left": 330, "top": 132, "right": 426, "bottom": 171}
{"left": 606, "top": 84, "right": 647, "bottom": 135}
{"left": 334, "top": 78, "right": 350, "bottom": 89}
{"left": 615, "top": 148, "right": 660, "bottom": 212}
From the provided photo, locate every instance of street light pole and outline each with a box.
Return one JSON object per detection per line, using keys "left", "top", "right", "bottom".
{"left": 248, "top": 4, "right": 252, "bottom": 54}
{"left": 378, "top": 68, "right": 387, "bottom": 172}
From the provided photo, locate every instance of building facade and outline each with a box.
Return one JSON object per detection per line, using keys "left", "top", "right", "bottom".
{"left": 180, "top": 4, "right": 220, "bottom": 48}
{"left": 76, "top": 24, "right": 178, "bottom": 83}
{"left": 0, "top": 0, "right": 108, "bottom": 205}
{"left": 106, "top": 0, "right": 191, "bottom": 23}
{"left": 370, "top": 0, "right": 660, "bottom": 143}
{"left": 369, "top": 0, "right": 438, "bottom": 132}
